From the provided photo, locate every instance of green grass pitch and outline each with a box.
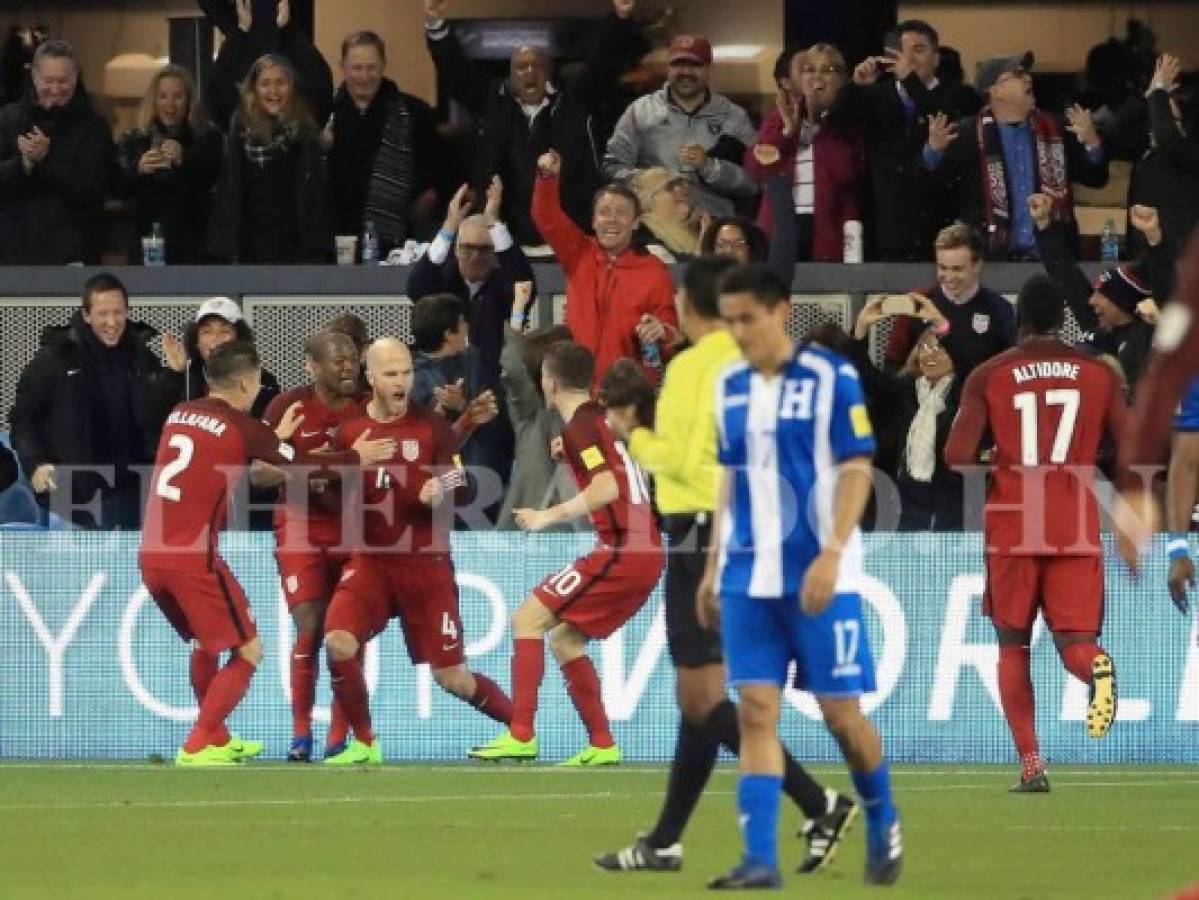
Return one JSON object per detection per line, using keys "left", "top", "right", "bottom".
{"left": 1, "top": 763, "right": 1196, "bottom": 899}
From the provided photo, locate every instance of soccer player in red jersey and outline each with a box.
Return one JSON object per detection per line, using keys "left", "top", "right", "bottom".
{"left": 1114, "top": 232, "right": 1199, "bottom": 572}
{"left": 321, "top": 338, "right": 513, "bottom": 765}
{"left": 262, "top": 330, "right": 369, "bottom": 763}
{"left": 139, "top": 341, "right": 394, "bottom": 766}
{"left": 469, "top": 342, "right": 665, "bottom": 765}
{"left": 945, "top": 275, "right": 1126, "bottom": 792}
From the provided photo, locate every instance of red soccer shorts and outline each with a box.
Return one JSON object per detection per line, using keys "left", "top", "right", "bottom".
{"left": 275, "top": 548, "right": 351, "bottom": 611}
{"left": 983, "top": 554, "right": 1105, "bottom": 634}
{"left": 142, "top": 560, "right": 258, "bottom": 654}
{"left": 325, "top": 553, "right": 466, "bottom": 668}
{"left": 533, "top": 545, "right": 664, "bottom": 639}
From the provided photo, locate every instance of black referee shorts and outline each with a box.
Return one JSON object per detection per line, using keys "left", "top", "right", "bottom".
{"left": 662, "top": 514, "right": 723, "bottom": 668}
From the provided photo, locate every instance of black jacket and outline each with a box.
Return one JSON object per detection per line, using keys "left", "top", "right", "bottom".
{"left": 926, "top": 110, "right": 1109, "bottom": 260}
{"left": 1127, "top": 90, "right": 1199, "bottom": 261}
{"left": 326, "top": 79, "right": 459, "bottom": 251}
{"left": 9, "top": 312, "right": 178, "bottom": 518}
{"left": 0, "top": 86, "right": 113, "bottom": 264}
{"left": 174, "top": 354, "right": 281, "bottom": 421}
{"left": 203, "top": 18, "right": 333, "bottom": 132}
{"left": 207, "top": 117, "right": 333, "bottom": 263}
{"left": 1035, "top": 221, "right": 1155, "bottom": 390}
{"left": 427, "top": 15, "right": 643, "bottom": 245}
{"left": 831, "top": 74, "right": 980, "bottom": 260}
{"left": 116, "top": 121, "right": 224, "bottom": 264}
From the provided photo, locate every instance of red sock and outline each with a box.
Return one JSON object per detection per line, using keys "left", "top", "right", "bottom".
{"left": 510, "top": 638, "right": 545, "bottom": 742}
{"left": 1059, "top": 641, "right": 1105, "bottom": 684}
{"left": 189, "top": 647, "right": 219, "bottom": 704}
{"left": 561, "top": 656, "right": 613, "bottom": 748}
{"left": 329, "top": 654, "right": 374, "bottom": 745}
{"left": 997, "top": 645, "right": 1038, "bottom": 763}
{"left": 326, "top": 646, "right": 361, "bottom": 748}
{"left": 290, "top": 632, "right": 319, "bottom": 738}
{"left": 184, "top": 656, "right": 255, "bottom": 753}
{"left": 468, "top": 672, "right": 513, "bottom": 724}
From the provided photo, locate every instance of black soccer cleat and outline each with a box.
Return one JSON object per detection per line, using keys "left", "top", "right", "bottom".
{"left": 286, "top": 735, "right": 312, "bottom": 763}
{"left": 797, "top": 793, "right": 859, "bottom": 873}
{"left": 863, "top": 819, "right": 903, "bottom": 886}
{"left": 707, "top": 862, "right": 783, "bottom": 890}
{"left": 594, "top": 836, "right": 682, "bottom": 872}
{"left": 1009, "top": 771, "right": 1050, "bottom": 793}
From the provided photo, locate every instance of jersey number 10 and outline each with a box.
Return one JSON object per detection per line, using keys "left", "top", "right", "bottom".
{"left": 1012, "top": 389, "right": 1080, "bottom": 465}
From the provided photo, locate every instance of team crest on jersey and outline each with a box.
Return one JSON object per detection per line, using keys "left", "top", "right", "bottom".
{"left": 401, "top": 439, "right": 420, "bottom": 461}
{"left": 972, "top": 313, "right": 990, "bottom": 334}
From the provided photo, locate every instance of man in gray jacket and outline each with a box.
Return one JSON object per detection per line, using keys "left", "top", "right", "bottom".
{"left": 603, "top": 35, "right": 758, "bottom": 217}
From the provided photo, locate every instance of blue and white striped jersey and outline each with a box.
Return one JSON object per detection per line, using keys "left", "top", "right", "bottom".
{"left": 715, "top": 344, "right": 876, "bottom": 599}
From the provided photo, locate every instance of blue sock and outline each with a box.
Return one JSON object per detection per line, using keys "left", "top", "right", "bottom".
{"left": 737, "top": 773, "right": 783, "bottom": 870}
{"left": 851, "top": 763, "right": 898, "bottom": 851}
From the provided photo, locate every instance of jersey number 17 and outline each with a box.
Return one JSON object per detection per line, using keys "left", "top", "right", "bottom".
{"left": 1012, "top": 389, "right": 1080, "bottom": 465}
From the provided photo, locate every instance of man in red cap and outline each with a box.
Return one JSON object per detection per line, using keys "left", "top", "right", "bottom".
{"left": 604, "top": 33, "right": 758, "bottom": 217}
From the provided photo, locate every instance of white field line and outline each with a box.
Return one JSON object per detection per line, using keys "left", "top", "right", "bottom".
{"left": 2, "top": 763, "right": 1199, "bottom": 777}
{"left": 3, "top": 781, "right": 1199, "bottom": 813}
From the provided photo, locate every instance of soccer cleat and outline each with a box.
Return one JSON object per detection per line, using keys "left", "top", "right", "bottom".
{"left": 467, "top": 731, "right": 539, "bottom": 762}
{"left": 707, "top": 862, "right": 783, "bottom": 890}
{"left": 797, "top": 793, "right": 859, "bottom": 874}
{"left": 324, "top": 738, "right": 348, "bottom": 760}
{"left": 287, "top": 735, "right": 313, "bottom": 763}
{"left": 323, "top": 737, "right": 383, "bottom": 766}
{"left": 558, "top": 744, "right": 622, "bottom": 767}
{"left": 225, "top": 736, "right": 264, "bottom": 761}
{"left": 1087, "top": 653, "right": 1117, "bottom": 739}
{"left": 594, "top": 836, "right": 682, "bottom": 872}
{"left": 1009, "top": 771, "right": 1050, "bottom": 793}
{"left": 863, "top": 818, "right": 903, "bottom": 886}
{"left": 174, "top": 743, "right": 241, "bottom": 767}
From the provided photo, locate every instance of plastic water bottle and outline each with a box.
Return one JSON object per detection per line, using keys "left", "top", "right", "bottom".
{"left": 143, "top": 221, "right": 165, "bottom": 266}
{"left": 1101, "top": 219, "right": 1120, "bottom": 262}
{"left": 361, "top": 219, "right": 379, "bottom": 265}
{"left": 641, "top": 339, "right": 662, "bottom": 373}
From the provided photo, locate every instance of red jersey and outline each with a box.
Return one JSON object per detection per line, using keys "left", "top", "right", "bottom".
{"left": 334, "top": 404, "right": 457, "bottom": 557}
{"left": 264, "top": 386, "right": 370, "bottom": 549}
{"left": 945, "top": 339, "right": 1126, "bottom": 555}
{"left": 140, "top": 397, "right": 360, "bottom": 572}
{"left": 561, "top": 401, "right": 661, "bottom": 552}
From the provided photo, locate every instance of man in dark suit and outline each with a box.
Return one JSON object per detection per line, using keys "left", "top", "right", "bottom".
{"left": 922, "top": 50, "right": 1109, "bottom": 261}
{"left": 830, "top": 20, "right": 980, "bottom": 260}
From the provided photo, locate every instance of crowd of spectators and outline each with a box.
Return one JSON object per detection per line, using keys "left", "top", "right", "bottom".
{"left": 0, "top": 2, "right": 1196, "bottom": 532}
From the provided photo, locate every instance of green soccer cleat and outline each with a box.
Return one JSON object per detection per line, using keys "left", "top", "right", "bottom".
{"left": 175, "top": 743, "right": 241, "bottom": 767}
{"left": 322, "top": 738, "right": 383, "bottom": 766}
{"left": 225, "top": 736, "right": 264, "bottom": 761}
{"left": 558, "top": 744, "right": 622, "bottom": 767}
{"left": 467, "top": 731, "right": 539, "bottom": 762}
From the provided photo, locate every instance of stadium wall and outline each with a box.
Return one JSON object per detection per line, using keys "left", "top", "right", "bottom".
{"left": 1, "top": 531, "right": 1196, "bottom": 763}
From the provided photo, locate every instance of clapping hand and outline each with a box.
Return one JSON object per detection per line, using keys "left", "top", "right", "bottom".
{"left": 926, "top": 113, "right": 958, "bottom": 153}
{"left": 1065, "top": 104, "right": 1100, "bottom": 149}
{"left": 434, "top": 378, "right": 467, "bottom": 414}
{"left": 464, "top": 389, "right": 499, "bottom": 426}
{"left": 138, "top": 148, "right": 170, "bottom": 174}
{"left": 775, "top": 89, "right": 801, "bottom": 137}
{"left": 159, "top": 139, "right": 183, "bottom": 165}
{"left": 1027, "top": 192, "right": 1053, "bottom": 231}
{"left": 235, "top": 0, "right": 252, "bottom": 32}
{"left": 483, "top": 175, "right": 503, "bottom": 226}
{"left": 444, "top": 183, "right": 473, "bottom": 232}
{"left": 1147, "top": 53, "right": 1181, "bottom": 97}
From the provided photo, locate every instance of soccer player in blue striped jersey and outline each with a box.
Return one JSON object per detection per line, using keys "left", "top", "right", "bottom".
{"left": 698, "top": 264, "right": 901, "bottom": 890}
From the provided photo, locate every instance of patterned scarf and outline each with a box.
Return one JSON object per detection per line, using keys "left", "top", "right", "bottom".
{"left": 363, "top": 87, "right": 417, "bottom": 248}
{"left": 904, "top": 375, "right": 954, "bottom": 482}
{"left": 242, "top": 120, "right": 302, "bottom": 169}
{"left": 977, "top": 107, "right": 1071, "bottom": 256}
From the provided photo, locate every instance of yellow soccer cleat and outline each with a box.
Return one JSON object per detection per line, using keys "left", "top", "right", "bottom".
{"left": 175, "top": 743, "right": 241, "bottom": 767}
{"left": 1087, "top": 653, "right": 1117, "bottom": 738}
{"left": 558, "top": 744, "right": 622, "bottom": 767}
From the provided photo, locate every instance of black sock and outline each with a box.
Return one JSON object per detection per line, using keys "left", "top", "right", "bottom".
{"left": 645, "top": 718, "right": 719, "bottom": 849}
{"left": 704, "top": 698, "right": 829, "bottom": 820}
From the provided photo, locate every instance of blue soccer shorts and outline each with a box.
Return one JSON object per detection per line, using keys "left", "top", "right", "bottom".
{"left": 721, "top": 591, "right": 877, "bottom": 696}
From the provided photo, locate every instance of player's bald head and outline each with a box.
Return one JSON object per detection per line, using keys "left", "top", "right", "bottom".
{"left": 305, "top": 328, "right": 356, "bottom": 363}
{"left": 364, "top": 337, "right": 410, "bottom": 373}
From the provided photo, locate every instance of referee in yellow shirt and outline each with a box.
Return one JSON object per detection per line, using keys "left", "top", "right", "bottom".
{"left": 596, "top": 257, "right": 857, "bottom": 874}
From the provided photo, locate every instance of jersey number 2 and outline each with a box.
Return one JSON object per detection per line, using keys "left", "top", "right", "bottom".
{"left": 1012, "top": 389, "right": 1080, "bottom": 465}
{"left": 155, "top": 434, "right": 195, "bottom": 502}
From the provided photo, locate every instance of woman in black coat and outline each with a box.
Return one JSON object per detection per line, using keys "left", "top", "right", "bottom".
{"left": 851, "top": 297, "right": 964, "bottom": 531}
{"left": 207, "top": 53, "right": 333, "bottom": 263}
{"left": 116, "top": 64, "right": 222, "bottom": 264}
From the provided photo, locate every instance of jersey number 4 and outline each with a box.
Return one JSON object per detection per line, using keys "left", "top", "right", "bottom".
{"left": 155, "top": 434, "right": 195, "bottom": 502}
{"left": 1012, "top": 389, "right": 1080, "bottom": 465}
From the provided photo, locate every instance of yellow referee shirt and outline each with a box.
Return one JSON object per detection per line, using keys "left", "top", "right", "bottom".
{"left": 626, "top": 328, "right": 740, "bottom": 515}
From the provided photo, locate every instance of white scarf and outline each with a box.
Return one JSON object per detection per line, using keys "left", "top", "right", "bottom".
{"left": 905, "top": 375, "right": 955, "bottom": 482}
